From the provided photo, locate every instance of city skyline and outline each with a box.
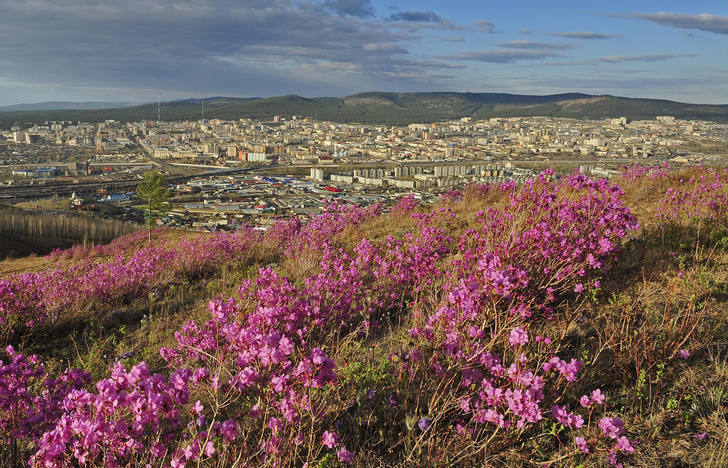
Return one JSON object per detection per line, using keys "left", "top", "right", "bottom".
{"left": 0, "top": 0, "right": 727, "bottom": 107}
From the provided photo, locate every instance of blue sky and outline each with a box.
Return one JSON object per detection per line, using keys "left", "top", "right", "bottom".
{"left": 0, "top": 0, "right": 726, "bottom": 106}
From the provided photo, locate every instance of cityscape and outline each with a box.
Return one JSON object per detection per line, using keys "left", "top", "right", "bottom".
{"left": 2, "top": 112, "right": 726, "bottom": 229}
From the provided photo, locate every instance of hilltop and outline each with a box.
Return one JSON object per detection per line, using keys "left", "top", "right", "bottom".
{"left": 0, "top": 165, "right": 726, "bottom": 467}
{"left": 2, "top": 92, "right": 728, "bottom": 128}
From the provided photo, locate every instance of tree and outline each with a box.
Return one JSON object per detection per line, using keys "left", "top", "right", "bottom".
{"left": 135, "top": 172, "right": 172, "bottom": 242}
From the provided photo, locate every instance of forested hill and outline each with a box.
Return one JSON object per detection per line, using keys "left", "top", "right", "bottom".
{"left": 2, "top": 92, "right": 728, "bottom": 127}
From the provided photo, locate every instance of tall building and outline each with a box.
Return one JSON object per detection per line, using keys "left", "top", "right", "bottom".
{"left": 310, "top": 168, "right": 324, "bottom": 181}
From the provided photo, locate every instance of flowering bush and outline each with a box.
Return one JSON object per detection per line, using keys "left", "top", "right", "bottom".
{"left": 10, "top": 168, "right": 726, "bottom": 467}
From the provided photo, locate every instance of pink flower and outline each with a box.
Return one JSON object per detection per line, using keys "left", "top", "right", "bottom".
{"left": 551, "top": 405, "right": 584, "bottom": 428}
{"left": 679, "top": 349, "right": 690, "bottom": 359}
{"left": 337, "top": 446, "right": 354, "bottom": 463}
{"left": 204, "top": 441, "right": 216, "bottom": 457}
{"left": 508, "top": 327, "right": 528, "bottom": 346}
{"left": 575, "top": 436, "right": 589, "bottom": 453}
{"left": 590, "top": 388, "right": 605, "bottom": 405}
{"left": 607, "top": 450, "right": 623, "bottom": 468}
{"left": 267, "top": 417, "right": 283, "bottom": 435}
{"left": 322, "top": 430, "right": 339, "bottom": 448}
{"left": 615, "top": 436, "right": 634, "bottom": 453}
{"left": 599, "top": 417, "right": 625, "bottom": 439}
{"left": 580, "top": 388, "right": 606, "bottom": 407}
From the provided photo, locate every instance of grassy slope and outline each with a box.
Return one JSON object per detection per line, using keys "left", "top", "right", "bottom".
{"left": 1, "top": 167, "right": 728, "bottom": 466}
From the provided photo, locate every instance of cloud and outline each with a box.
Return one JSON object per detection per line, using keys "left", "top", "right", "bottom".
{"left": 477, "top": 20, "right": 495, "bottom": 34}
{"left": 545, "top": 31, "right": 623, "bottom": 39}
{"left": 381, "top": 10, "right": 464, "bottom": 32}
{"left": 323, "top": 0, "right": 374, "bottom": 18}
{"left": 588, "top": 54, "right": 695, "bottom": 63}
{"left": 441, "top": 49, "right": 563, "bottom": 63}
{"left": 398, "top": 60, "right": 466, "bottom": 70}
{"left": 0, "top": 0, "right": 464, "bottom": 101}
{"left": 443, "top": 36, "right": 465, "bottom": 42}
{"left": 386, "top": 10, "right": 442, "bottom": 23}
{"left": 624, "top": 12, "right": 728, "bottom": 35}
{"left": 496, "top": 40, "right": 571, "bottom": 50}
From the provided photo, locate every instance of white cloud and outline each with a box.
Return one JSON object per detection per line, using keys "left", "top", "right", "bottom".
{"left": 629, "top": 12, "right": 728, "bottom": 35}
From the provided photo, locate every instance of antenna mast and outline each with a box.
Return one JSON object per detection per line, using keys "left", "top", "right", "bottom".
{"left": 202, "top": 99, "right": 205, "bottom": 121}
{"left": 157, "top": 94, "right": 160, "bottom": 121}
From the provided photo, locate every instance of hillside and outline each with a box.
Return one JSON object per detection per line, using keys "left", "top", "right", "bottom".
{"left": 0, "top": 165, "right": 727, "bottom": 467}
{"left": 2, "top": 92, "right": 728, "bottom": 128}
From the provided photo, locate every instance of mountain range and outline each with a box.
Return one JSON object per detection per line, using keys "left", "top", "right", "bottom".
{"left": 1, "top": 92, "right": 727, "bottom": 128}
{"left": 0, "top": 101, "right": 145, "bottom": 113}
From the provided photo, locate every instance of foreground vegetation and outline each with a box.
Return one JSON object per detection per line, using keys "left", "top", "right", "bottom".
{"left": 0, "top": 165, "right": 727, "bottom": 467}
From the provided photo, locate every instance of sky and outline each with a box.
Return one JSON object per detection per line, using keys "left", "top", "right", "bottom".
{"left": 0, "top": 0, "right": 727, "bottom": 107}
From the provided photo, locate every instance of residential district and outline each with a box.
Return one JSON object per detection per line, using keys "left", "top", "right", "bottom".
{"left": 1, "top": 114, "right": 727, "bottom": 230}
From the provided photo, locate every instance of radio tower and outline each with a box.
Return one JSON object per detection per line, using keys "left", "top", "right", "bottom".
{"left": 201, "top": 98, "right": 205, "bottom": 121}
{"left": 157, "top": 94, "right": 161, "bottom": 121}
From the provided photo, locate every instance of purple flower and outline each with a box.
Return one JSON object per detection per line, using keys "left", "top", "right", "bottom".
{"left": 599, "top": 417, "right": 625, "bottom": 439}
{"left": 590, "top": 388, "right": 605, "bottom": 405}
{"left": 580, "top": 388, "right": 606, "bottom": 407}
{"left": 575, "top": 436, "right": 589, "bottom": 453}
{"left": 204, "top": 441, "right": 216, "bottom": 457}
{"left": 322, "top": 430, "right": 339, "bottom": 448}
{"left": 680, "top": 349, "right": 690, "bottom": 359}
{"left": 542, "top": 356, "right": 583, "bottom": 381}
{"left": 367, "top": 388, "right": 377, "bottom": 400}
{"left": 219, "top": 419, "right": 239, "bottom": 441}
{"left": 418, "top": 417, "right": 431, "bottom": 431}
{"left": 607, "top": 450, "right": 623, "bottom": 468}
{"left": 694, "top": 432, "right": 708, "bottom": 440}
{"left": 551, "top": 405, "right": 583, "bottom": 429}
{"left": 508, "top": 327, "right": 528, "bottom": 346}
{"left": 336, "top": 446, "right": 355, "bottom": 463}
{"left": 615, "top": 436, "right": 634, "bottom": 453}
{"left": 267, "top": 417, "right": 283, "bottom": 435}
{"left": 388, "top": 392, "right": 399, "bottom": 407}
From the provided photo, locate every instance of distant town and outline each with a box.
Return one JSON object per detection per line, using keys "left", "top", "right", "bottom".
{"left": 1, "top": 114, "right": 727, "bottom": 230}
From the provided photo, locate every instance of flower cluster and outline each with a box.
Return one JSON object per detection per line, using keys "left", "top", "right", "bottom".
{"left": 0, "top": 228, "right": 264, "bottom": 339}
{"left": 397, "top": 171, "right": 638, "bottom": 462}
{"left": 0, "top": 173, "right": 648, "bottom": 467}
